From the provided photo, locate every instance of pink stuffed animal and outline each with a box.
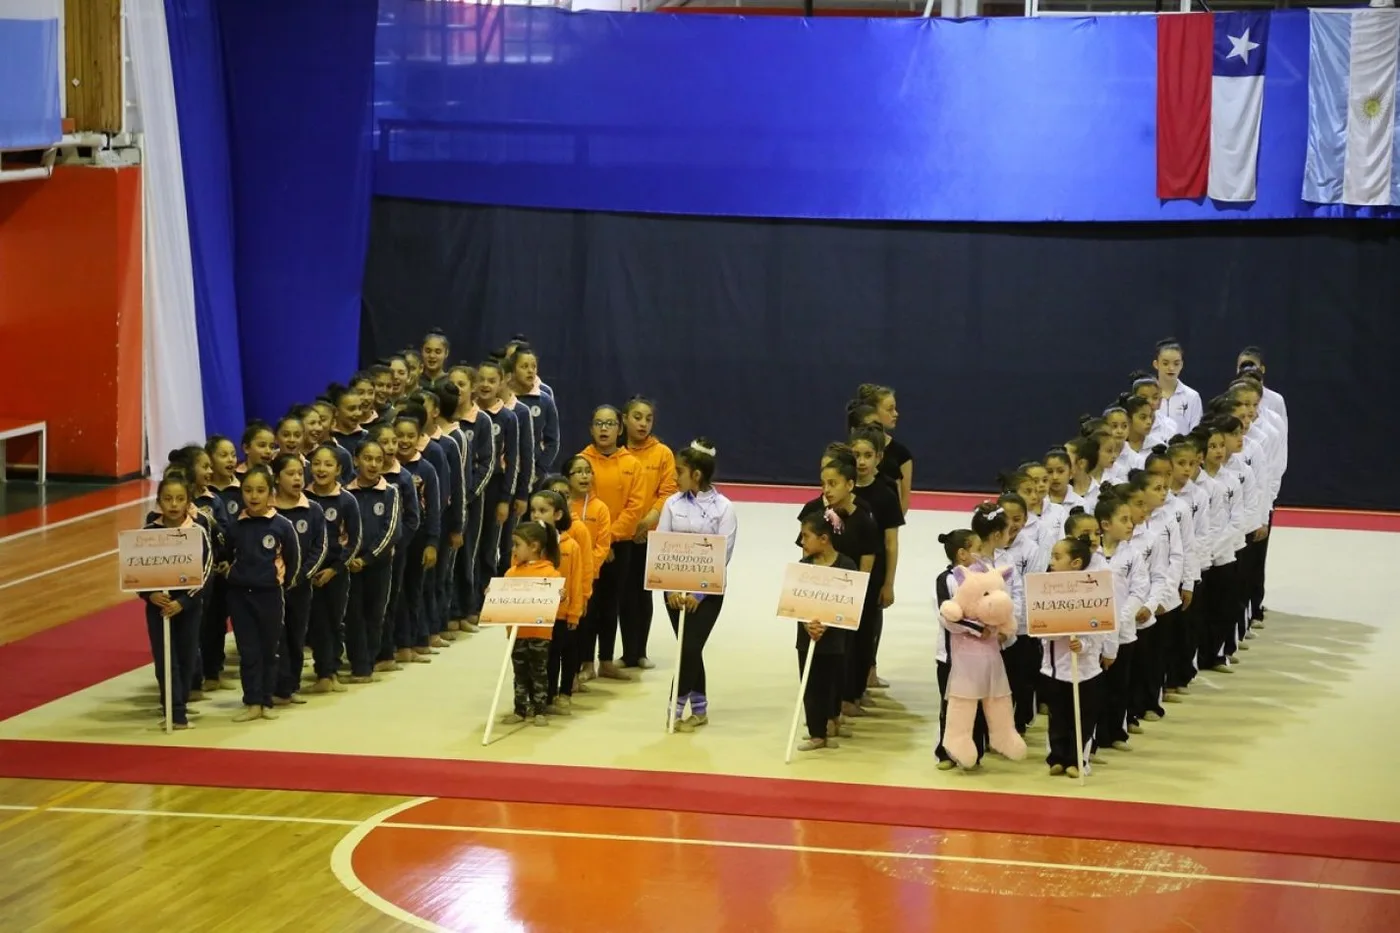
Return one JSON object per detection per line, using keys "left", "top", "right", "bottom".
{"left": 938, "top": 563, "right": 1027, "bottom": 769}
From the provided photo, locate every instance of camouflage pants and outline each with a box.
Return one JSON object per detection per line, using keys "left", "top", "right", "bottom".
{"left": 512, "top": 637, "right": 550, "bottom": 715}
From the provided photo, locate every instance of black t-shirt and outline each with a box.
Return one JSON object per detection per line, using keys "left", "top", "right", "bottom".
{"left": 877, "top": 437, "right": 913, "bottom": 490}
{"left": 854, "top": 477, "right": 904, "bottom": 593}
{"left": 795, "top": 496, "right": 881, "bottom": 572}
{"left": 795, "top": 552, "right": 856, "bottom": 656}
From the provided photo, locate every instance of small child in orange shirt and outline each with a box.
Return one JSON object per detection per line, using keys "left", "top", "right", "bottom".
{"left": 529, "top": 490, "right": 588, "bottom": 715}
{"left": 503, "top": 522, "right": 562, "bottom": 726}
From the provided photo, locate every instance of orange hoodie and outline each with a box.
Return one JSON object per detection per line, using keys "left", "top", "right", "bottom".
{"left": 558, "top": 534, "right": 586, "bottom": 625}
{"left": 570, "top": 495, "right": 611, "bottom": 579}
{"left": 505, "top": 559, "right": 562, "bottom": 639}
{"left": 627, "top": 435, "right": 678, "bottom": 532}
{"left": 562, "top": 522, "right": 594, "bottom": 604}
{"left": 580, "top": 445, "right": 645, "bottom": 542}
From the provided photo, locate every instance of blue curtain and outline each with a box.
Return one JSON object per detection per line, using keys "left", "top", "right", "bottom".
{"left": 0, "top": 17, "right": 60, "bottom": 150}
{"left": 165, "top": 0, "right": 246, "bottom": 438}
{"left": 216, "top": 0, "right": 378, "bottom": 422}
{"left": 371, "top": 4, "right": 1398, "bottom": 223}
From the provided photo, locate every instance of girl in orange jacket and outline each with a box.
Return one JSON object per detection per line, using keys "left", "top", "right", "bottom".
{"left": 619, "top": 396, "right": 678, "bottom": 670}
{"left": 579, "top": 406, "right": 644, "bottom": 681}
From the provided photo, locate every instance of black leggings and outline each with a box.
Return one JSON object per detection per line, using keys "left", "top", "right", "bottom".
{"left": 843, "top": 603, "right": 881, "bottom": 703}
{"left": 617, "top": 540, "right": 652, "bottom": 665}
{"left": 547, "top": 619, "right": 576, "bottom": 700}
{"left": 346, "top": 560, "right": 393, "bottom": 677}
{"left": 308, "top": 572, "right": 351, "bottom": 679}
{"left": 935, "top": 658, "right": 988, "bottom": 764}
{"left": 196, "top": 577, "right": 229, "bottom": 685}
{"left": 227, "top": 585, "right": 285, "bottom": 708}
{"left": 667, "top": 595, "right": 723, "bottom": 697}
{"left": 585, "top": 545, "right": 629, "bottom": 663}
{"left": 798, "top": 646, "right": 841, "bottom": 741}
{"left": 1045, "top": 675, "right": 1101, "bottom": 768}
{"left": 275, "top": 583, "right": 313, "bottom": 698}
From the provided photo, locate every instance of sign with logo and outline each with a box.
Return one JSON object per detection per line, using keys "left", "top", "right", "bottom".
{"left": 119, "top": 527, "right": 207, "bottom": 593}
{"left": 478, "top": 576, "right": 566, "bottom": 626}
{"left": 1025, "top": 570, "right": 1116, "bottom": 637}
{"left": 775, "top": 562, "right": 869, "bottom": 630}
{"left": 644, "top": 532, "right": 727, "bottom": 594}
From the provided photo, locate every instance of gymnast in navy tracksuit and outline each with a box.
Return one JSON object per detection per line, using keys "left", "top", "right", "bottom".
{"left": 270, "top": 453, "right": 328, "bottom": 705}
{"left": 395, "top": 410, "right": 442, "bottom": 657}
{"left": 407, "top": 396, "right": 454, "bottom": 644}
{"left": 224, "top": 466, "right": 301, "bottom": 722}
{"left": 499, "top": 380, "right": 536, "bottom": 573}
{"left": 325, "top": 382, "right": 368, "bottom": 484}
{"left": 139, "top": 475, "right": 215, "bottom": 728}
{"left": 449, "top": 366, "right": 495, "bottom": 628}
{"left": 476, "top": 361, "right": 519, "bottom": 594}
{"left": 426, "top": 382, "right": 470, "bottom": 641}
{"left": 372, "top": 421, "right": 420, "bottom": 666}
{"left": 306, "top": 444, "right": 362, "bottom": 693}
{"left": 508, "top": 346, "right": 560, "bottom": 476}
{"left": 345, "top": 440, "right": 401, "bottom": 682}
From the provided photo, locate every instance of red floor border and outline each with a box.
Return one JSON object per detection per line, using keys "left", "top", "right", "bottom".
{"left": 1, "top": 739, "right": 1396, "bottom": 864}
{"left": 1, "top": 600, "right": 1398, "bottom": 864}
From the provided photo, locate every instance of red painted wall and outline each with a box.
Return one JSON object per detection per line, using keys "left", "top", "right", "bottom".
{"left": 0, "top": 166, "right": 143, "bottom": 478}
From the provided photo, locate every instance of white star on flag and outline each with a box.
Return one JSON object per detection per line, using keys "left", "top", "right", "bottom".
{"left": 1227, "top": 29, "right": 1260, "bottom": 64}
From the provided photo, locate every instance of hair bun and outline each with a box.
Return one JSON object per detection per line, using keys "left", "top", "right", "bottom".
{"left": 689, "top": 437, "right": 717, "bottom": 457}
{"left": 937, "top": 532, "right": 951, "bottom": 544}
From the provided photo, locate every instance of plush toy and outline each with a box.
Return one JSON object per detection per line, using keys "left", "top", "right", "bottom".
{"left": 938, "top": 563, "right": 1027, "bottom": 769}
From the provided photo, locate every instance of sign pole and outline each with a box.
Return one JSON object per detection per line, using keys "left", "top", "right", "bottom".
{"left": 482, "top": 625, "right": 518, "bottom": 746}
{"left": 162, "top": 613, "right": 173, "bottom": 735}
{"left": 1071, "top": 649, "right": 1086, "bottom": 786}
{"left": 785, "top": 642, "right": 816, "bottom": 764}
{"left": 666, "top": 605, "right": 687, "bottom": 734}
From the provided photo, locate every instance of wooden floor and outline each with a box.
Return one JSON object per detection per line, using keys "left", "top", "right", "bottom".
{"left": 2, "top": 482, "right": 1399, "bottom": 932}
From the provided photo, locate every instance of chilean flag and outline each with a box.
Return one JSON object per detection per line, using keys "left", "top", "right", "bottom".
{"left": 1157, "top": 12, "right": 1270, "bottom": 202}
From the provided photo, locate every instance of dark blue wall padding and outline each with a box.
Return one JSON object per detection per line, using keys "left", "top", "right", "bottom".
{"left": 362, "top": 198, "right": 1400, "bottom": 512}
{"left": 370, "top": 4, "right": 1399, "bottom": 224}
{"left": 165, "top": 0, "right": 247, "bottom": 438}
{"left": 214, "top": 0, "right": 378, "bottom": 421}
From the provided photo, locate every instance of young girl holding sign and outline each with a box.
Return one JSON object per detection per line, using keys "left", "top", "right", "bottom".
{"left": 139, "top": 475, "right": 214, "bottom": 729}
{"left": 796, "top": 455, "right": 879, "bottom": 729}
{"left": 656, "top": 438, "right": 737, "bottom": 732}
{"left": 794, "top": 511, "right": 856, "bottom": 752}
{"left": 1041, "top": 536, "right": 1105, "bottom": 778}
{"left": 503, "top": 521, "right": 563, "bottom": 726}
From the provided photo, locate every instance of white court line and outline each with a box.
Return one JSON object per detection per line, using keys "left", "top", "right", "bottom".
{"left": 0, "top": 497, "right": 152, "bottom": 546}
{"left": 0, "top": 799, "right": 1392, "bottom": 899}
{"left": 0, "top": 550, "right": 117, "bottom": 591}
{"left": 330, "top": 798, "right": 449, "bottom": 933}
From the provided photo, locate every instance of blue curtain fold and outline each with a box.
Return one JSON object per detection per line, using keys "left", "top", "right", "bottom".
{"left": 164, "top": 0, "right": 246, "bottom": 438}
{"left": 371, "top": 4, "right": 1398, "bottom": 223}
{"left": 215, "top": 0, "right": 378, "bottom": 421}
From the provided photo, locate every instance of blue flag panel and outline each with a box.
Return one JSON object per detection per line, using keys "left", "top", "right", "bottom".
{"left": 371, "top": 4, "right": 1398, "bottom": 222}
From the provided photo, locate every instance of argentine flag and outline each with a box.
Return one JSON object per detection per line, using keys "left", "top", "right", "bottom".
{"left": 1302, "top": 8, "right": 1400, "bottom": 206}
